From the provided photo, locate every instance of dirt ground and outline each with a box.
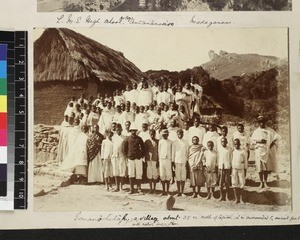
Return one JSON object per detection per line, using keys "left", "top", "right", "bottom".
{"left": 33, "top": 123, "right": 291, "bottom": 212}
{"left": 33, "top": 166, "right": 291, "bottom": 212}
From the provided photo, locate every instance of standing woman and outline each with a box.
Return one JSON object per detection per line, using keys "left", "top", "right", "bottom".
{"left": 87, "top": 124, "right": 105, "bottom": 184}
{"left": 188, "top": 136, "right": 205, "bottom": 198}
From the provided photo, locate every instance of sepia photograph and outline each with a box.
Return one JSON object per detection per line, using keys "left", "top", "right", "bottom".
{"left": 37, "top": 0, "right": 292, "bottom": 12}
{"left": 33, "top": 27, "right": 290, "bottom": 212}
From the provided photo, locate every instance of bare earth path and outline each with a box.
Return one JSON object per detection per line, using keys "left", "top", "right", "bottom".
{"left": 34, "top": 175, "right": 290, "bottom": 212}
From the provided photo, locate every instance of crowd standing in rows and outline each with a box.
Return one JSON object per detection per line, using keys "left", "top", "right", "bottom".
{"left": 57, "top": 77, "right": 281, "bottom": 204}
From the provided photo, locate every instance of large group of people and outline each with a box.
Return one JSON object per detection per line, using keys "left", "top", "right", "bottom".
{"left": 56, "top": 78, "right": 281, "bottom": 204}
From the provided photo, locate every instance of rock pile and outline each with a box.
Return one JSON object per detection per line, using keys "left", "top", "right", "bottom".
{"left": 34, "top": 124, "right": 60, "bottom": 163}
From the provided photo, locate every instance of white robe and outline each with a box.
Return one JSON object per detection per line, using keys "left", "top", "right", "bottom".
{"left": 60, "top": 129, "right": 85, "bottom": 172}
{"left": 128, "top": 89, "right": 139, "bottom": 104}
{"left": 175, "top": 92, "right": 193, "bottom": 119}
{"left": 251, "top": 127, "right": 281, "bottom": 172}
{"left": 151, "top": 86, "right": 160, "bottom": 101}
{"left": 98, "top": 108, "right": 114, "bottom": 134}
{"left": 157, "top": 91, "right": 171, "bottom": 105}
{"left": 168, "top": 127, "right": 180, "bottom": 142}
{"left": 56, "top": 121, "right": 70, "bottom": 163}
{"left": 137, "top": 88, "right": 153, "bottom": 106}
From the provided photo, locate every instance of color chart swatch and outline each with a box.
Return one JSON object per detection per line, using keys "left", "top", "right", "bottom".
{"left": 0, "top": 44, "right": 7, "bottom": 197}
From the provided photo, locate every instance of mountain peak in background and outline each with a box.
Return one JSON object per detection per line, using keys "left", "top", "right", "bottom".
{"left": 202, "top": 50, "right": 287, "bottom": 80}
{"left": 34, "top": 28, "right": 143, "bottom": 84}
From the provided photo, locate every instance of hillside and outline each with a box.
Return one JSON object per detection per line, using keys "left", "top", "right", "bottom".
{"left": 201, "top": 50, "right": 287, "bottom": 80}
{"left": 145, "top": 62, "right": 289, "bottom": 124}
{"left": 34, "top": 28, "right": 143, "bottom": 84}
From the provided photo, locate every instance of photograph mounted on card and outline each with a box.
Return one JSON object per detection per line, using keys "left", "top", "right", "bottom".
{"left": 37, "top": 0, "right": 292, "bottom": 12}
{"left": 33, "top": 27, "right": 291, "bottom": 213}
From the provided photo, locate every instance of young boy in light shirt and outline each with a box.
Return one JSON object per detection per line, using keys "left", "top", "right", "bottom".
{"left": 158, "top": 129, "right": 172, "bottom": 196}
{"left": 144, "top": 129, "right": 159, "bottom": 194}
{"left": 112, "top": 124, "right": 126, "bottom": 192}
{"left": 203, "top": 141, "right": 218, "bottom": 200}
{"left": 101, "top": 130, "right": 114, "bottom": 191}
{"left": 232, "top": 138, "right": 248, "bottom": 204}
{"left": 218, "top": 137, "right": 232, "bottom": 201}
{"left": 172, "top": 129, "right": 189, "bottom": 196}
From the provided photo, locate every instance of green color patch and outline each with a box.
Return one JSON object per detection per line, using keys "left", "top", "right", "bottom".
{"left": 0, "top": 78, "right": 7, "bottom": 95}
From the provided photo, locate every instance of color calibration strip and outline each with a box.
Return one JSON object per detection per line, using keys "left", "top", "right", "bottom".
{"left": 0, "top": 44, "right": 7, "bottom": 198}
{"left": 0, "top": 31, "right": 28, "bottom": 210}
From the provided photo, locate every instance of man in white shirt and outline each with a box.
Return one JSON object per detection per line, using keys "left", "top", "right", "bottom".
{"left": 114, "top": 89, "right": 125, "bottom": 107}
{"left": 138, "top": 122, "right": 151, "bottom": 142}
{"left": 168, "top": 119, "right": 180, "bottom": 142}
{"left": 123, "top": 85, "right": 132, "bottom": 103}
{"left": 203, "top": 124, "right": 219, "bottom": 149}
{"left": 232, "top": 123, "right": 250, "bottom": 160}
{"left": 112, "top": 105, "right": 122, "bottom": 124}
{"left": 157, "top": 85, "right": 172, "bottom": 106}
{"left": 172, "top": 129, "right": 189, "bottom": 196}
{"left": 218, "top": 137, "right": 232, "bottom": 202}
{"left": 151, "top": 80, "right": 160, "bottom": 101}
{"left": 182, "top": 121, "right": 190, "bottom": 142}
{"left": 158, "top": 129, "right": 172, "bottom": 196}
{"left": 188, "top": 117, "right": 206, "bottom": 145}
{"left": 98, "top": 101, "right": 114, "bottom": 135}
{"left": 129, "top": 83, "right": 139, "bottom": 105}
{"left": 112, "top": 124, "right": 126, "bottom": 192}
{"left": 251, "top": 116, "right": 281, "bottom": 189}
{"left": 101, "top": 130, "right": 114, "bottom": 191}
{"left": 190, "top": 77, "right": 203, "bottom": 97}
{"left": 120, "top": 104, "right": 135, "bottom": 129}
{"left": 232, "top": 138, "right": 248, "bottom": 204}
{"left": 137, "top": 81, "right": 153, "bottom": 107}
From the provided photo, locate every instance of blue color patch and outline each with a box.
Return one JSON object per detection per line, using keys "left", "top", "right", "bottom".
{"left": 0, "top": 61, "right": 7, "bottom": 78}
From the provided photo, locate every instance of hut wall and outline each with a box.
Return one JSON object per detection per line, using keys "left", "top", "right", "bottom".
{"left": 34, "top": 80, "right": 99, "bottom": 125}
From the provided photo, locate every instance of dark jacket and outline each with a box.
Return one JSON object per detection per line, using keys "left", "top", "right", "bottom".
{"left": 122, "top": 135, "right": 146, "bottom": 160}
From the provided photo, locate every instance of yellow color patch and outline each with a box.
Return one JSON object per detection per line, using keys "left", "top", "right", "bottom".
{"left": 0, "top": 96, "right": 7, "bottom": 112}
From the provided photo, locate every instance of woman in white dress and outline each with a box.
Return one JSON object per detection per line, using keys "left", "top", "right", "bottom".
{"left": 87, "top": 124, "right": 105, "bottom": 184}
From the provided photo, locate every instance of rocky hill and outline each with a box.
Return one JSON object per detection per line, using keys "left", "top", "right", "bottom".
{"left": 145, "top": 60, "right": 289, "bottom": 124}
{"left": 202, "top": 50, "right": 287, "bottom": 80}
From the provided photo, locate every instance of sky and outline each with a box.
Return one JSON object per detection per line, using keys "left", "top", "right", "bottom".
{"left": 34, "top": 27, "right": 288, "bottom": 72}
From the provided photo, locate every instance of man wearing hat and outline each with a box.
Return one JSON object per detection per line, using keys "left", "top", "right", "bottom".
{"left": 158, "top": 129, "right": 173, "bottom": 195}
{"left": 251, "top": 115, "right": 281, "bottom": 188}
{"left": 122, "top": 123, "right": 146, "bottom": 194}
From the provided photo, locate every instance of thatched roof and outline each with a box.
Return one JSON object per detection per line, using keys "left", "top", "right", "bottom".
{"left": 34, "top": 28, "right": 143, "bottom": 85}
{"left": 201, "top": 94, "right": 223, "bottom": 109}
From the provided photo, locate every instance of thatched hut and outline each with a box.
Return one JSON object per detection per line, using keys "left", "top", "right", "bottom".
{"left": 34, "top": 28, "right": 143, "bottom": 125}
{"left": 200, "top": 94, "right": 223, "bottom": 118}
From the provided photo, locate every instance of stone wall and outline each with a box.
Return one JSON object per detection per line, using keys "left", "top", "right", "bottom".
{"left": 34, "top": 124, "right": 60, "bottom": 163}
